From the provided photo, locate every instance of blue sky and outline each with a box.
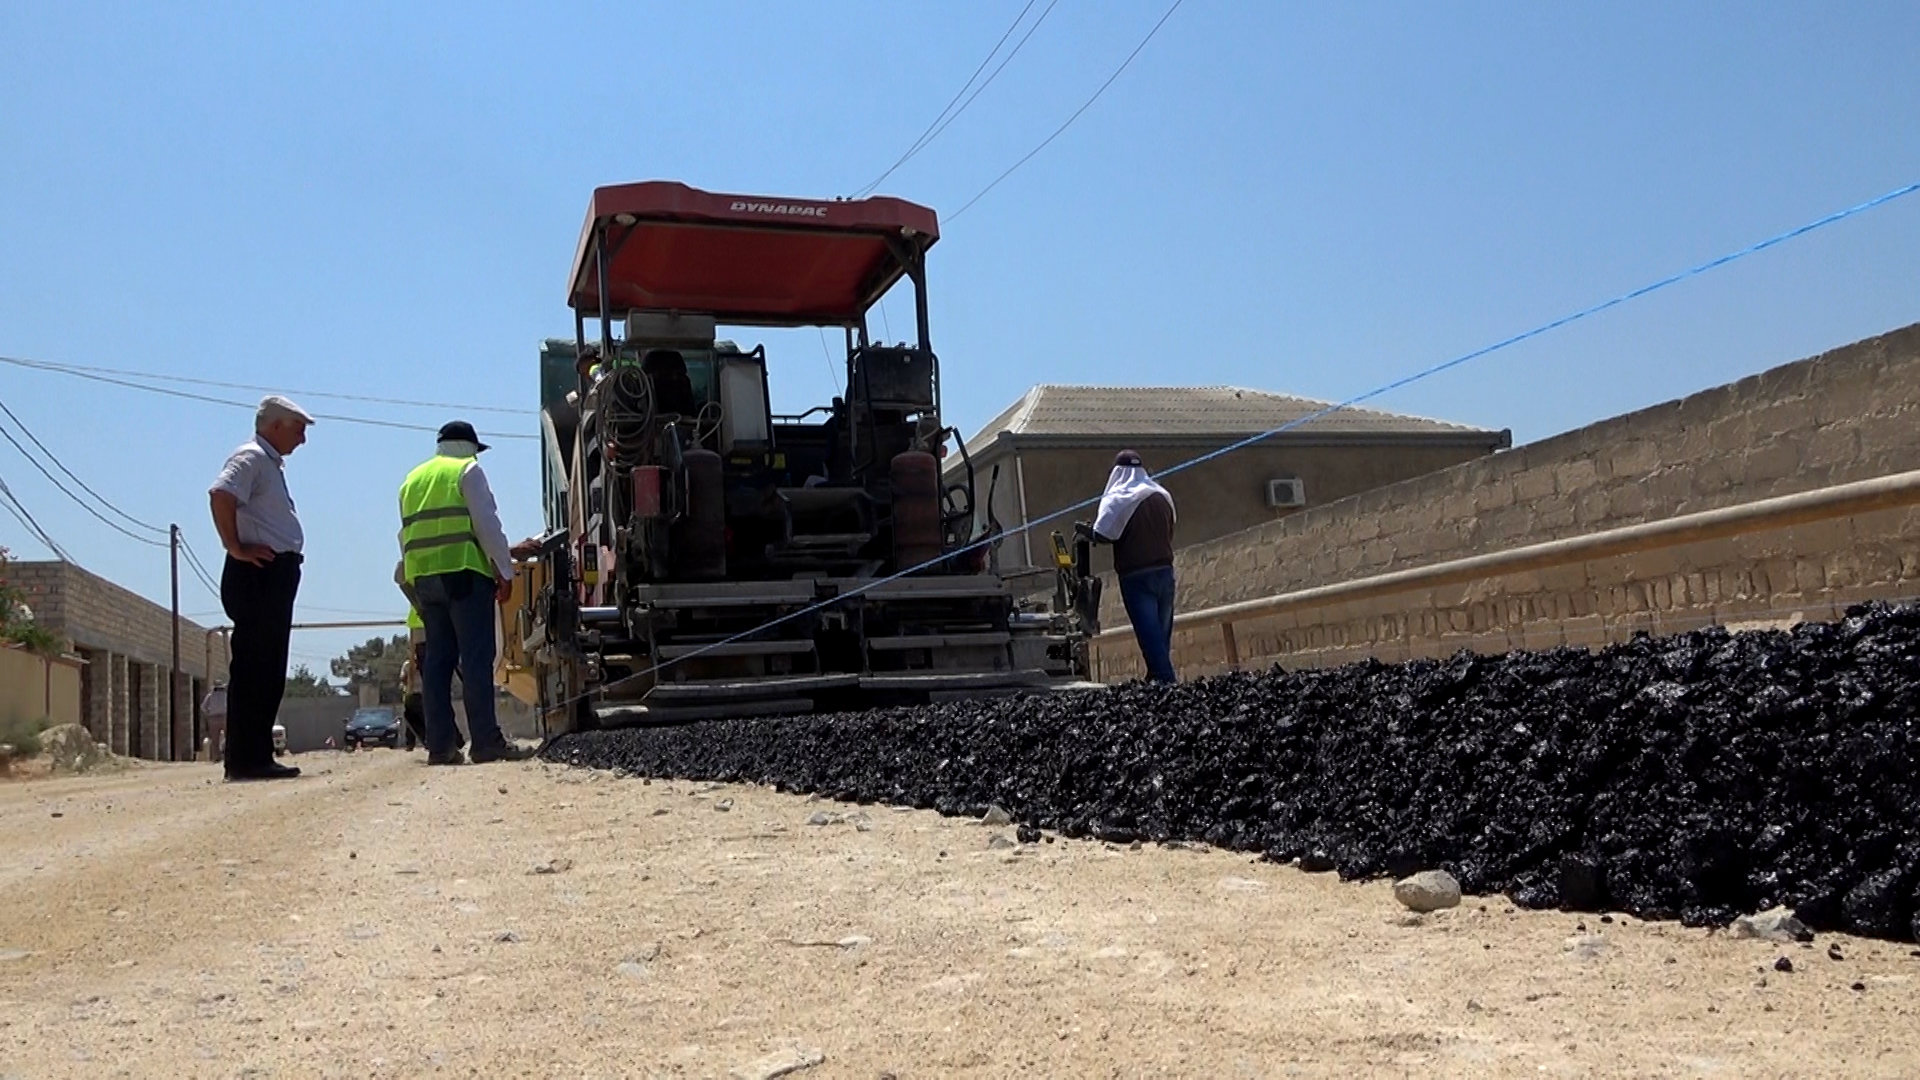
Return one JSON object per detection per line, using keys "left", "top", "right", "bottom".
{"left": 3, "top": 1, "right": 1918, "bottom": 679}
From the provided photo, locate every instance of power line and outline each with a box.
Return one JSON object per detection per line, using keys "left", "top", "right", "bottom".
{"left": 0, "top": 354, "right": 538, "bottom": 442}
{"left": 851, "top": 0, "right": 1057, "bottom": 199}
{"left": 0, "top": 474, "right": 72, "bottom": 562}
{"left": 0, "top": 418, "right": 168, "bottom": 548}
{"left": 905, "top": 0, "right": 1064, "bottom": 175}
{"left": 0, "top": 397, "right": 168, "bottom": 537}
{"left": 10, "top": 355, "right": 530, "bottom": 416}
{"left": 816, "top": 327, "right": 843, "bottom": 396}
{"left": 178, "top": 536, "right": 223, "bottom": 602}
{"left": 949, "top": 0, "right": 1186, "bottom": 223}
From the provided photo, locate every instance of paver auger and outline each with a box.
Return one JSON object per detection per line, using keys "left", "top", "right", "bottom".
{"left": 502, "top": 181, "right": 1095, "bottom": 734}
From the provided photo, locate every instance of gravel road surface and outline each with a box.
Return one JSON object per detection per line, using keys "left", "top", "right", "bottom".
{"left": 2, "top": 751, "right": 1917, "bottom": 1078}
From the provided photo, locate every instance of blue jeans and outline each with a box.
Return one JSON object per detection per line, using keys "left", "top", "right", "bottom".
{"left": 1118, "top": 565, "right": 1177, "bottom": 684}
{"left": 414, "top": 570, "right": 505, "bottom": 756}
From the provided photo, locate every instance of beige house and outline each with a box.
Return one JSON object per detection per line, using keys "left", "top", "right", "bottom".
{"left": 949, "top": 385, "right": 1510, "bottom": 589}
{"left": 8, "top": 561, "right": 228, "bottom": 761}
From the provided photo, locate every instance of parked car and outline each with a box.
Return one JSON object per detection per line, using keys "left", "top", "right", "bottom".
{"left": 343, "top": 706, "right": 401, "bottom": 750}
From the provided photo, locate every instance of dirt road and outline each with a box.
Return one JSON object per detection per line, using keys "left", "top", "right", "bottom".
{"left": 1, "top": 751, "right": 1916, "bottom": 1078}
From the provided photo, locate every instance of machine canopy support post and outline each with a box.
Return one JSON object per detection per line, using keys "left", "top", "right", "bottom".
{"left": 595, "top": 221, "right": 613, "bottom": 362}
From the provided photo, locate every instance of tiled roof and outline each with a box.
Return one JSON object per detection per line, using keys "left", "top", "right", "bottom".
{"left": 964, "top": 385, "right": 1501, "bottom": 456}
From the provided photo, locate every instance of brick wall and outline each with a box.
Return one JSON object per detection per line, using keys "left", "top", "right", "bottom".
{"left": 1095, "top": 321, "right": 1920, "bottom": 680}
{"left": 9, "top": 562, "right": 227, "bottom": 681}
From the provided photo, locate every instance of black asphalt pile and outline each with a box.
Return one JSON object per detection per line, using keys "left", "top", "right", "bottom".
{"left": 546, "top": 600, "right": 1920, "bottom": 940}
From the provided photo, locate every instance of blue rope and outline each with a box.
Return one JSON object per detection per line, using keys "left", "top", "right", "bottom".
{"left": 565, "top": 180, "right": 1920, "bottom": 707}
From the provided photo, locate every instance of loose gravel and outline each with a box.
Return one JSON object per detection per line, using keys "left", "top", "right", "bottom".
{"left": 548, "top": 601, "right": 1920, "bottom": 940}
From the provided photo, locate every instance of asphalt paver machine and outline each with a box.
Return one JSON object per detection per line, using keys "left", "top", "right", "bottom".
{"left": 509, "top": 182, "right": 1091, "bottom": 733}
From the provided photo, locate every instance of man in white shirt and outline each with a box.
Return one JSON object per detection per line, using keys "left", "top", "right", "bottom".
{"left": 208, "top": 396, "right": 312, "bottom": 782}
{"left": 397, "top": 421, "right": 531, "bottom": 765}
{"left": 200, "top": 683, "right": 227, "bottom": 762}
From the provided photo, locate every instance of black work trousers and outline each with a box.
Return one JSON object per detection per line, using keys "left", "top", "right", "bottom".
{"left": 221, "top": 552, "right": 301, "bottom": 770}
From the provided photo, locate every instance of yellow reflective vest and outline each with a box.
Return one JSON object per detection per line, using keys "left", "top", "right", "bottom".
{"left": 399, "top": 456, "right": 494, "bottom": 584}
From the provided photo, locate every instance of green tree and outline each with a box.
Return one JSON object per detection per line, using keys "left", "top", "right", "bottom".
{"left": 284, "top": 664, "right": 342, "bottom": 698}
{"left": 330, "top": 634, "right": 409, "bottom": 703}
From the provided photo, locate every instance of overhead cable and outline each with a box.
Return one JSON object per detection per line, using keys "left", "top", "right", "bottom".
{"left": 0, "top": 355, "right": 537, "bottom": 442}
{"left": 0, "top": 474, "right": 72, "bottom": 561}
{"left": 178, "top": 536, "right": 224, "bottom": 602}
{"left": 0, "top": 397, "right": 168, "bottom": 536}
{"left": 853, "top": 0, "right": 1064, "bottom": 199}
{"left": 949, "top": 0, "right": 1187, "bottom": 222}
{"left": 0, "top": 418, "right": 168, "bottom": 548}
{"left": 850, "top": 0, "right": 1045, "bottom": 199}
{"left": 10, "top": 355, "right": 528, "bottom": 416}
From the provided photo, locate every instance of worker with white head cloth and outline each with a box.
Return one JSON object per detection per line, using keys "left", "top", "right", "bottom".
{"left": 1078, "top": 449, "right": 1178, "bottom": 683}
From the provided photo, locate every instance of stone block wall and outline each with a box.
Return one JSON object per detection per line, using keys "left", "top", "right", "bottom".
{"left": 110, "top": 653, "right": 130, "bottom": 756}
{"left": 1094, "top": 321, "right": 1920, "bottom": 680}
{"left": 136, "top": 663, "right": 163, "bottom": 760}
{"left": 9, "top": 561, "right": 230, "bottom": 761}
{"left": 8, "top": 561, "right": 225, "bottom": 680}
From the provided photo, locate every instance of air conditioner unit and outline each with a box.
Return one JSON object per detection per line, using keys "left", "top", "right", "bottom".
{"left": 1265, "top": 477, "right": 1306, "bottom": 508}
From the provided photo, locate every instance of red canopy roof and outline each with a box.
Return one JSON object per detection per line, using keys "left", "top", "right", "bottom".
{"left": 567, "top": 181, "right": 940, "bottom": 325}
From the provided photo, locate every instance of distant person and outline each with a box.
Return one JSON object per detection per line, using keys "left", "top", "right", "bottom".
{"left": 1080, "top": 450, "right": 1178, "bottom": 684}
{"left": 397, "top": 421, "right": 533, "bottom": 765}
{"left": 399, "top": 604, "right": 429, "bottom": 752}
{"left": 208, "top": 396, "right": 313, "bottom": 782}
{"left": 388, "top": 580, "right": 463, "bottom": 756}
{"left": 201, "top": 684, "right": 226, "bottom": 760}
{"left": 200, "top": 682, "right": 228, "bottom": 763}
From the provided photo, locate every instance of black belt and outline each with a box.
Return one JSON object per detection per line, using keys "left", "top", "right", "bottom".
{"left": 231, "top": 551, "right": 302, "bottom": 566}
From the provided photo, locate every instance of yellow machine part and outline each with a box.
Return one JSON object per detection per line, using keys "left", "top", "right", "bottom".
{"left": 1050, "top": 531, "right": 1074, "bottom": 569}
{"left": 497, "top": 555, "right": 545, "bottom": 707}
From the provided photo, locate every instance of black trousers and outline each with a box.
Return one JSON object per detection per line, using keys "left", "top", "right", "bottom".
{"left": 221, "top": 552, "right": 301, "bottom": 770}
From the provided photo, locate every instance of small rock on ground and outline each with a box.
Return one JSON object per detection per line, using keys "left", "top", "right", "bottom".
{"left": 730, "top": 1044, "right": 825, "bottom": 1080}
{"left": 1394, "top": 870, "right": 1462, "bottom": 912}
{"left": 987, "top": 834, "right": 1016, "bottom": 850}
{"left": 981, "top": 805, "right": 1013, "bottom": 827}
{"left": 1565, "top": 934, "right": 1610, "bottom": 959}
{"left": 1732, "top": 906, "right": 1812, "bottom": 943}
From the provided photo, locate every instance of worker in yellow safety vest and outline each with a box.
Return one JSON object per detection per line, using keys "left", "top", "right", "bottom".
{"left": 397, "top": 421, "right": 533, "bottom": 765}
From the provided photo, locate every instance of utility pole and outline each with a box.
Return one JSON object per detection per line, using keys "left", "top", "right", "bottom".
{"left": 170, "top": 524, "right": 182, "bottom": 762}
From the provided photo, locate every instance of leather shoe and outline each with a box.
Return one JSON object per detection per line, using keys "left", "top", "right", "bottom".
{"left": 427, "top": 750, "right": 465, "bottom": 766}
{"left": 226, "top": 761, "right": 300, "bottom": 782}
{"left": 469, "top": 742, "right": 536, "bottom": 764}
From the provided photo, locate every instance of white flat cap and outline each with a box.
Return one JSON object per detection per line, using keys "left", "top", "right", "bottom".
{"left": 257, "top": 395, "right": 315, "bottom": 426}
